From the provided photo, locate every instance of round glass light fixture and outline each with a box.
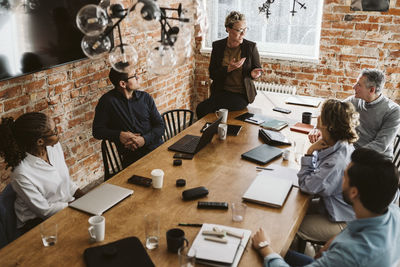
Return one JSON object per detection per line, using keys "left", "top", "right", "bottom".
{"left": 81, "top": 35, "right": 111, "bottom": 58}
{"left": 109, "top": 44, "right": 138, "bottom": 73}
{"left": 147, "top": 44, "right": 177, "bottom": 75}
{"left": 76, "top": 4, "right": 109, "bottom": 36}
{"left": 128, "top": 0, "right": 160, "bottom": 32}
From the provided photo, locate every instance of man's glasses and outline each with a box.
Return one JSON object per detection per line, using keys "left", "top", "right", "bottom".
{"left": 41, "top": 126, "right": 58, "bottom": 138}
{"left": 126, "top": 74, "right": 138, "bottom": 81}
{"left": 231, "top": 27, "right": 249, "bottom": 34}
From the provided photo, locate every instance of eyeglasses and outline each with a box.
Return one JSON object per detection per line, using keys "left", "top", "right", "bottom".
{"left": 41, "top": 126, "right": 58, "bottom": 138}
{"left": 126, "top": 73, "right": 138, "bottom": 81}
{"left": 231, "top": 27, "right": 249, "bottom": 34}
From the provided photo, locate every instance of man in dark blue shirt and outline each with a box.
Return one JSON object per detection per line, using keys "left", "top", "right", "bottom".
{"left": 93, "top": 68, "right": 164, "bottom": 168}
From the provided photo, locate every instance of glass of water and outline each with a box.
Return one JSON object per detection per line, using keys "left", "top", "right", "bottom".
{"left": 231, "top": 202, "right": 247, "bottom": 222}
{"left": 179, "top": 246, "right": 196, "bottom": 267}
{"left": 40, "top": 222, "right": 58, "bottom": 247}
{"left": 144, "top": 213, "right": 160, "bottom": 250}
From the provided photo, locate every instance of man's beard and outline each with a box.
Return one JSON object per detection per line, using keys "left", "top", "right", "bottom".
{"left": 342, "top": 188, "right": 353, "bottom": 206}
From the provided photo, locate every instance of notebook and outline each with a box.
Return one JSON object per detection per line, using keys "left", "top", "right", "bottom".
{"left": 259, "top": 129, "right": 291, "bottom": 146}
{"left": 285, "top": 95, "right": 322, "bottom": 107}
{"left": 188, "top": 223, "right": 251, "bottom": 267}
{"left": 168, "top": 117, "right": 222, "bottom": 154}
{"left": 241, "top": 144, "right": 283, "bottom": 165}
{"left": 242, "top": 173, "right": 293, "bottom": 208}
{"left": 289, "top": 122, "right": 314, "bottom": 134}
{"left": 260, "top": 119, "right": 288, "bottom": 131}
{"left": 69, "top": 183, "right": 133, "bottom": 215}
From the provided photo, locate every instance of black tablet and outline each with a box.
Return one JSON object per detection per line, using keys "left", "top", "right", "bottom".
{"left": 201, "top": 123, "right": 242, "bottom": 136}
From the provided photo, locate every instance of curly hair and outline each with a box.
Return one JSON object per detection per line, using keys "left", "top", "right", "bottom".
{"left": 224, "top": 11, "right": 245, "bottom": 28}
{"left": 320, "top": 99, "right": 359, "bottom": 143}
{"left": 0, "top": 112, "right": 49, "bottom": 170}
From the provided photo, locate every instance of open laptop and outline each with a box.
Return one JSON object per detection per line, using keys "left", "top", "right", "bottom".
{"left": 168, "top": 117, "right": 222, "bottom": 154}
{"left": 69, "top": 183, "right": 133, "bottom": 215}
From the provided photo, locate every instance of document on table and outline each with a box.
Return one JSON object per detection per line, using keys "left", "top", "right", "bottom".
{"left": 188, "top": 223, "right": 251, "bottom": 267}
{"left": 260, "top": 163, "right": 299, "bottom": 187}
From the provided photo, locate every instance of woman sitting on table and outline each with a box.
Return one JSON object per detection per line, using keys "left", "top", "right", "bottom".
{"left": 296, "top": 99, "right": 359, "bottom": 244}
{"left": 196, "top": 11, "right": 264, "bottom": 119}
{"left": 0, "top": 112, "right": 83, "bottom": 233}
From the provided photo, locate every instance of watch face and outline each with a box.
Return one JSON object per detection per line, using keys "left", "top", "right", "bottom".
{"left": 258, "top": 241, "right": 269, "bottom": 248}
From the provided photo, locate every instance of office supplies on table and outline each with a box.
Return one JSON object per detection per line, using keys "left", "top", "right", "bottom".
{"left": 242, "top": 173, "right": 293, "bottom": 208}
{"left": 83, "top": 236, "right": 154, "bottom": 267}
{"left": 235, "top": 112, "right": 268, "bottom": 125}
{"left": 197, "top": 201, "right": 229, "bottom": 210}
{"left": 182, "top": 186, "right": 209, "bottom": 200}
{"left": 290, "top": 122, "right": 314, "bottom": 134}
{"left": 168, "top": 117, "right": 222, "bottom": 154}
{"left": 272, "top": 107, "right": 291, "bottom": 114}
{"left": 69, "top": 183, "right": 133, "bottom": 215}
{"left": 188, "top": 223, "right": 251, "bottom": 267}
{"left": 259, "top": 128, "right": 291, "bottom": 146}
{"left": 285, "top": 95, "right": 322, "bottom": 107}
{"left": 260, "top": 163, "right": 299, "bottom": 187}
{"left": 241, "top": 144, "right": 283, "bottom": 165}
{"left": 256, "top": 166, "right": 273, "bottom": 170}
{"left": 201, "top": 123, "right": 242, "bottom": 136}
{"left": 178, "top": 223, "right": 203, "bottom": 227}
{"left": 260, "top": 119, "right": 288, "bottom": 131}
{"left": 128, "top": 175, "right": 152, "bottom": 187}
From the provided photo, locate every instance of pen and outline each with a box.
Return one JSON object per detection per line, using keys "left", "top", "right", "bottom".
{"left": 178, "top": 223, "right": 203, "bottom": 227}
{"left": 256, "top": 167, "right": 273, "bottom": 170}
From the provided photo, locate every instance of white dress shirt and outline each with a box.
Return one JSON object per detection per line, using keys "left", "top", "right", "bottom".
{"left": 11, "top": 142, "right": 78, "bottom": 228}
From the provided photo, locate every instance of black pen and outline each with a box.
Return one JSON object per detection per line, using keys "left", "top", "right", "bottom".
{"left": 256, "top": 167, "right": 273, "bottom": 170}
{"left": 178, "top": 223, "right": 203, "bottom": 227}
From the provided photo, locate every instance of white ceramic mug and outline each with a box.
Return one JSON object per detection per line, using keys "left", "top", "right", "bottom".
{"left": 218, "top": 123, "right": 227, "bottom": 140}
{"left": 151, "top": 169, "right": 164, "bottom": 189}
{"left": 215, "top": 108, "right": 228, "bottom": 124}
{"left": 88, "top": 215, "right": 105, "bottom": 242}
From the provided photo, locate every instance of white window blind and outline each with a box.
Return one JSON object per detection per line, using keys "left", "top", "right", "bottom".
{"left": 202, "top": 0, "right": 324, "bottom": 62}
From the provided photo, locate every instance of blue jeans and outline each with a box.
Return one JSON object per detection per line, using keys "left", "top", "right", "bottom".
{"left": 284, "top": 250, "right": 315, "bottom": 267}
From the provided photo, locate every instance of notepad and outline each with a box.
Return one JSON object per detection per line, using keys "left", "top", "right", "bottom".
{"left": 260, "top": 119, "right": 288, "bottom": 131}
{"left": 242, "top": 173, "right": 293, "bottom": 208}
{"left": 290, "top": 122, "right": 314, "bottom": 134}
{"left": 188, "top": 223, "right": 251, "bottom": 267}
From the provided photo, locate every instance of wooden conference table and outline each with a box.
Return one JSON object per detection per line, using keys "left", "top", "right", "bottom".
{"left": 0, "top": 93, "right": 319, "bottom": 267}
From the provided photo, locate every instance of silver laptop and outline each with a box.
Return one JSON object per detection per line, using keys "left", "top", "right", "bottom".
{"left": 69, "top": 183, "right": 133, "bottom": 215}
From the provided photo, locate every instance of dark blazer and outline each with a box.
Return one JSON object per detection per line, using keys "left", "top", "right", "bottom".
{"left": 209, "top": 38, "right": 261, "bottom": 103}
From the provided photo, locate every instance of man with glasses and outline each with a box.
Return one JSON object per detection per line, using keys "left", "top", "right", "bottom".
{"left": 196, "top": 11, "right": 264, "bottom": 119}
{"left": 93, "top": 68, "right": 164, "bottom": 168}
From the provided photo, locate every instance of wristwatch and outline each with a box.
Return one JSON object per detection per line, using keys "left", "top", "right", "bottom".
{"left": 258, "top": 240, "right": 270, "bottom": 249}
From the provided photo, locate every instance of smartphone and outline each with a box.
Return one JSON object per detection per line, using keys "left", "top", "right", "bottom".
{"left": 173, "top": 153, "right": 194, "bottom": 160}
{"left": 128, "top": 175, "right": 152, "bottom": 187}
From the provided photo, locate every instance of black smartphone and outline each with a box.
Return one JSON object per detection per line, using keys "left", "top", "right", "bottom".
{"left": 173, "top": 153, "right": 194, "bottom": 160}
{"left": 128, "top": 175, "right": 152, "bottom": 187}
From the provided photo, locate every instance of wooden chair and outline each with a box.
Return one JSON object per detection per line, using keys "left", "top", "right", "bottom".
{"left": 161, "top": 109, "right": 194, "bottom": 141}
{"left": 101, "top": 140, "right": 123, "bottom": 181}
{"left": 393, "top": 134, "right": 400, "bottom": 170}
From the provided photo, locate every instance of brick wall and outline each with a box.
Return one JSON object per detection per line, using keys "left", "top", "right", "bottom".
{"left": 194, "top": 0, "right": 400, "bottom": 105}
{"left": 0, "top": 0, "right": 195, "bottom": 191}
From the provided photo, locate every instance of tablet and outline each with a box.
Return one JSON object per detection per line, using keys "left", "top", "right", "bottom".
{"left": 201, "top": 123, "right": 242, "bottom": 136}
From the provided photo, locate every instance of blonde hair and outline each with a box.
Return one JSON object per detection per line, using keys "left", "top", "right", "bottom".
{"left": 224, "top": 11, "right": 245, "bottom": 28}
{"left": 320, "top": 99, "right": 359, "bottom": 143}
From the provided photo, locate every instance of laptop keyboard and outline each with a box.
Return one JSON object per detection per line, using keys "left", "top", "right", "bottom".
{"left": 170, "top": 135, "right": 200, "bottom": 153}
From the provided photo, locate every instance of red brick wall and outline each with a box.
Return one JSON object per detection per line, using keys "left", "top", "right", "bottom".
{"left": 0, "top": 0, "right": 195, "bottom": 191}
{"left": 194, "top": 0, "right": 400, "bottom": 105}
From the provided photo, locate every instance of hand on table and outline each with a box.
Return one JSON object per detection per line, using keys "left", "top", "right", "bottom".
{"left": 252, "top": 228, "right": 274, "bottom": 258}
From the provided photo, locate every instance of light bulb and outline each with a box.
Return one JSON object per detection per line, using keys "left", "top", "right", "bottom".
{"left": 76, "top": 4, "right": 109, "bottom": 36}
{"left": 147, "top": 44, "right": 177, "bottom": 75}
{"left": 81, "top": 35, "right": 111, "bottom": 58}
{"left": 109, "top": 44, "right": 138, "bottom": 73}
{"left": 128, "top": 0, "right": 159, "bottom": 32}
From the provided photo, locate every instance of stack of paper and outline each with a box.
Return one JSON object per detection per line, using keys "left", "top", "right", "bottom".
{"left": 188, "top": 224, "right": 251, "bottom": 267}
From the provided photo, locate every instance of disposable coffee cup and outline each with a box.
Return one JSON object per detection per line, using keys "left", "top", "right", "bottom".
{"left": 151, "top": 169, "right": 164, "bottom": 189}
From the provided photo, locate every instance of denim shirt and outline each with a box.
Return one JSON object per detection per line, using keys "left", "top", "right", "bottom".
{"left": 263, "top": 204, "right": 400, "bottom": 267}
{"left": 297, "top": 141, "right": 355, "bottom": 222}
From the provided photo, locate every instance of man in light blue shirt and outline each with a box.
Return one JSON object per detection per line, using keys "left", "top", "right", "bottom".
{"left": 252, "top": 148, "right": 400, "bottom": 267}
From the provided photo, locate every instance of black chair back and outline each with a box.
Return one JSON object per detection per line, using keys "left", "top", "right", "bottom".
{"left": 161, "top": 109, "right": 194, "bottom": 141}
{"left": 101, "top": 140, "right": 123, "bottom": 181}
{"left": 0, "top": 184, "right": 20, "bottom": 248}
{"left": 394, "top": 134, "right": 400, "bottom": 170}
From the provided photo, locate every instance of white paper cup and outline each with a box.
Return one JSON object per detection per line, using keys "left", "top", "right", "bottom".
{"left": 151, "top": 169, "right": 164, "bottom": 189}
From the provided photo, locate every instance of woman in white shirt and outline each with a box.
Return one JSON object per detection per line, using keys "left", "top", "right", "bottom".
{"left": 0, "top": 112, "right": 83, "bottom": 233}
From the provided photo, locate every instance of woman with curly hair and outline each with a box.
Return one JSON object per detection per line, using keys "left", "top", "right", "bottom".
{"left": 0, "top": 112, "right": 83, "bottom": 233}
{"left": 296, "top": 99, "right": 360, "bottom": 246}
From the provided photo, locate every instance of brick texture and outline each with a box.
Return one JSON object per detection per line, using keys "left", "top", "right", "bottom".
{"left": 194, "top": 0, "right": 400, "bottom": 106}
{"left": 0, "top": 0, "right": 194, "bottom": 190}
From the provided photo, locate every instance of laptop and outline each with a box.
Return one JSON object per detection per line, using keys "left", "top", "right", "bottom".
{"left": 168, "top": 117, "right": 222, "bottom": 154}
{"left": 285, "top": 95, "right": 322, "bottom": 107}
{"left": 243, "top": 174, "right": 293, "bottom": 208}
{"left": 69, "top": 183, "right": 133, "bottom": 215}
{"left": 241, "top": 144, "right": 283, "bottom": 165}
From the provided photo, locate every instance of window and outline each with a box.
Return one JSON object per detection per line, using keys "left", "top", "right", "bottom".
{"left": 202, "top": 0, "right": 324, "bottom": 62}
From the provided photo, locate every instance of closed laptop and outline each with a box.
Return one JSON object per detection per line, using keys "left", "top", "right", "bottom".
{"left": 241, "top": 144, "right": 283, "bottom": 165}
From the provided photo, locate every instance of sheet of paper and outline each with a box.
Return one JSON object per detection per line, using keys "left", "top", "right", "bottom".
{"left": 260, "top": 163, "right": 299, "bottom": 187}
